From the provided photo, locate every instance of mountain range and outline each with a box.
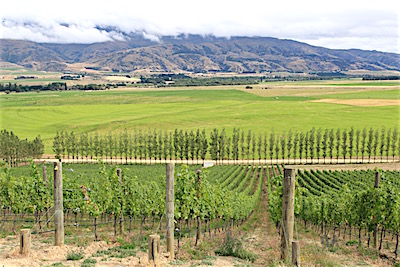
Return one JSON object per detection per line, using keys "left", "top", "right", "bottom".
{"left": 1, "top": 34, "right": 399, "bottom": 73}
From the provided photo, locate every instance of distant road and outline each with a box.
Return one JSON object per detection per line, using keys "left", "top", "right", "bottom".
{"left": 35, "top": 156, "right": 399, "bottom": 171}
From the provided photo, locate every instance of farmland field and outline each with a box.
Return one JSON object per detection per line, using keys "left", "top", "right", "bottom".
{"left": 1, "top": 79, "right": 399, "bottom": 154}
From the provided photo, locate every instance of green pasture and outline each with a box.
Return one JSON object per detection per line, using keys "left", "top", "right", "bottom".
{"left": 1, "top": 85, "right": 399, "bottom": 153}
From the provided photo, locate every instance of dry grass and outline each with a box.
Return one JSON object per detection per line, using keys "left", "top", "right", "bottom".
{"left": 239, "top": 84, "right": 399, "bottom": 97}
{"left": 311, "top": 98, "right": 400, "bottom": 106}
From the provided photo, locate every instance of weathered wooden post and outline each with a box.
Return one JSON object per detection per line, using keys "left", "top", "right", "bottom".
{"left": 116, "top": 168, "right": 122, "bottom": 180}
{"left": 292, "top": 240, "right": 301, "bottom": 266}
{"left": 281, "top": 168, "right": 295, "bottom": 261}
{"left": 43, "top": 165, "right": 50, "bottom": 228}
{"left": 373, "top": 171, "right": 380, "bottom": 250}
{"left": 195, "top": 170, "right": 202, "bottom": 246}
{"left": 20, "top": 229, "right": 31, "bottom": 256}
{"left": 43, "top": 165, "right": 48, "bottom": 184}
{"left": 116, "top": 168, "right": 124, "bottom": 235}
{"left": 54, "top": 161, "right": 64, "bottom": 246}
{"left": 166, "top": 163, "right": 175, "bottom": 259}
{"left": 148, "top": 234, "right": 160, "bottom": 266}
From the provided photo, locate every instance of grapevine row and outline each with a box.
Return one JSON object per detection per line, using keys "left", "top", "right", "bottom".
{"left": 269, "top": 168, "right": 400, "bottom": 257}
{"left": 0, "top": 162, "right": 264, "bottom": 244}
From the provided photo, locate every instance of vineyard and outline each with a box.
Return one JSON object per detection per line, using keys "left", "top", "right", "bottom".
{"left": 269, "top": 167, "right": 400, "bottom": 259}
{"left": 2, "top": 160, "right": 400, "bottom": 265}
{"left": 0, "top": 162, "right": 264, "bottom": 249}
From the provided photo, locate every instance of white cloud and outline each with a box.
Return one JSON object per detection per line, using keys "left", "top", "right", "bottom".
{"left": 1, "top": 0, "right": 399, "bottom": 52}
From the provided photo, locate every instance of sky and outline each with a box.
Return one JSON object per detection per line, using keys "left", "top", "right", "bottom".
{"left": 1, "top": 0, "right": 399, "bottom": 53}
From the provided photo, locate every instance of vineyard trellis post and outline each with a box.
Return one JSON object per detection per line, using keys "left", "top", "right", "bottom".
{"left": 292, "top": 240, "right": 300, "bottom": 266}
{"left": 54, "top": 161, "right": 64, "bottom": 246}
{"left": 195, "top": 170, "right": 202, "bottom": 246}
{"left": 43, "top": 165, "right": 50, "bottom": 228}
{"left": 281, "top": 168, "right": 295, "bottom": 261}
{"left": 116, "top": 168, "right": 124, "bottom": 235}
{"left": 166, "top": 163, "right": 175, "bottom": 259}
{"left": 148, "top": 234, "right": 160, "bottom": 265}
{"left": 373, "top": 171, "right": 380, "bottom": 250}
{"left": 20, "top": 229, "right": 31, "bottom": 256}
{"left": 43, "top": 165, "right": 47, "bottom": 184}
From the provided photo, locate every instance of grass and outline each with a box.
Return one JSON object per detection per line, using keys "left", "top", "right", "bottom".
{"left": 215, "top": 232, "right": 257, "bottom": 263}
{"left": 47, "top": 263, "right": 67, "bottom": 267}
{"left": 66, "top": 250, "right": 84, "bottom": 260}
{"left": 81, "top": 258, "right": 97, "bottom": 267}
{"left": 1, "top": 84, "right": 399, "bottom": 153}
{"left": 92, "top": 243, "right": 137, "bottom": 259}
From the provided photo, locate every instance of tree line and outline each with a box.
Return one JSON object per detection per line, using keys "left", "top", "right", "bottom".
{"left": 52, "top": 127, "right": 399, "bottom": 164}
{"left": 0, "top": 82, "right": 127, "bottom": 94}
{"left": 0, "top": 129, "right": 44, "bottom": 166}
{"left": 138, "top": 74, "right": 263, "bottom": 87}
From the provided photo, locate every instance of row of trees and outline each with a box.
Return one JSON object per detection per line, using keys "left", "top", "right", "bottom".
{"left": 52, "top": 127, "right": 399, "bottom": 164}
{"left": 0, "top": 82, "right": 126, "bottom": 94}
{"left": 1, "top": 82, "right": 67, "bottom": 93}
{"left": 53, "top": 128, "right": 208, "bottom": 163}
{"left": 0, "top": 129, "right": 44, "bottom": 166}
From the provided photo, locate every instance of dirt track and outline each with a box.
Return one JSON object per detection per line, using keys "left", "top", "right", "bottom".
{"left": 36, "top": 156, "right": 399, "bottom": 172}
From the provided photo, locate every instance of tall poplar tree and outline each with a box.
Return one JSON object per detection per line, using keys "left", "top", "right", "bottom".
{"left": 246, "top": 130, "right": 251, "bottom": 163}
{"left": 341, "top": 128, "right": 347, "bottom": 163}
{"left": 322, "top": 129, "right": 328, "bottom": 164}
{"left": 366, "top": 127, "right": 374, "bottom": 162}
{"left": 379, "top": 127, "right": 385, "bottom": 162}
{"left": 287, "top": 130, "right": 293, "bottom": 164}
{"left": 391, "top": 127, "right": 398, "bottom": 160}
{"left": 328, "top": 129, "right": 334, "bottom": 164}
{"left": 335, "top": 128, "right": 341, "bottom": 163}
{"left": 269, "top": 129, "right": 275, "bottom": 164}
{"left": 309, "top": 128, "right": 315, "bottom": 163}
{"left": 348, "top": 127, "right": 354, "bottom": 162}
{"left": 240, "top": 130, "right": 245, "bottom": 161}
{"left": 355, "top": 129, "right": 360, "bottom": 162}
{"left": 293, "top": 131, "right": 299, "bottom": 164}
{"left": 315, "top": 128, "right": 321, "bottom": 164}
{"left": 372, "top": 128, "right": 379, "bottom": 163}
{"left": 280, "top": 132, "right": 286, "bottom": 163}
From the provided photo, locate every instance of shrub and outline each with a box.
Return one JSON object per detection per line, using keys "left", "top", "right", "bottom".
{"left": 66, "top": 250, "right": 84, "bottom": 261}
{"left": 215, "top": 232, "right": 257, "bottom": 263}
{"left": 81, "top": 258, "right": 97, "bottom": 267}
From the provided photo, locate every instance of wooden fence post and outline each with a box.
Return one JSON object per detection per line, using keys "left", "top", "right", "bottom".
{"left": 54, "top": 161, "right": 64, "bottom": 246}
{"left": 195, "top": 170, "right": 202, "bottom": 246}
{"left": 43, "top": 165, "right": 47, "bottom": 184}
{"left": 148, "top": 234, "right": 160, "bottom": 266}
{"left": 43, "top": 165, "right": 50, "bottom": 228}
{"left": 116, "top": 168, "right": 124, "bottom": 235}
{"left": 166, "top": 163, "right": 175, "bottom": 259}
{"left": 292, "top": 240, "right": 301, "bottom": 266}
{"left": 373, "top": 171, "right": 380, "bottom": 250}
{"left": 281, "top": 168, "right": 295, "bottom": 261}
{"left": 20, "top": 229, "right": 31, "bottom": 256}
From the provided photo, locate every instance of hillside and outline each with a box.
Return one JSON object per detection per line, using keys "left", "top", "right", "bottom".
{"left": 1, "top": 35, "right": 399, "bottom": 73}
